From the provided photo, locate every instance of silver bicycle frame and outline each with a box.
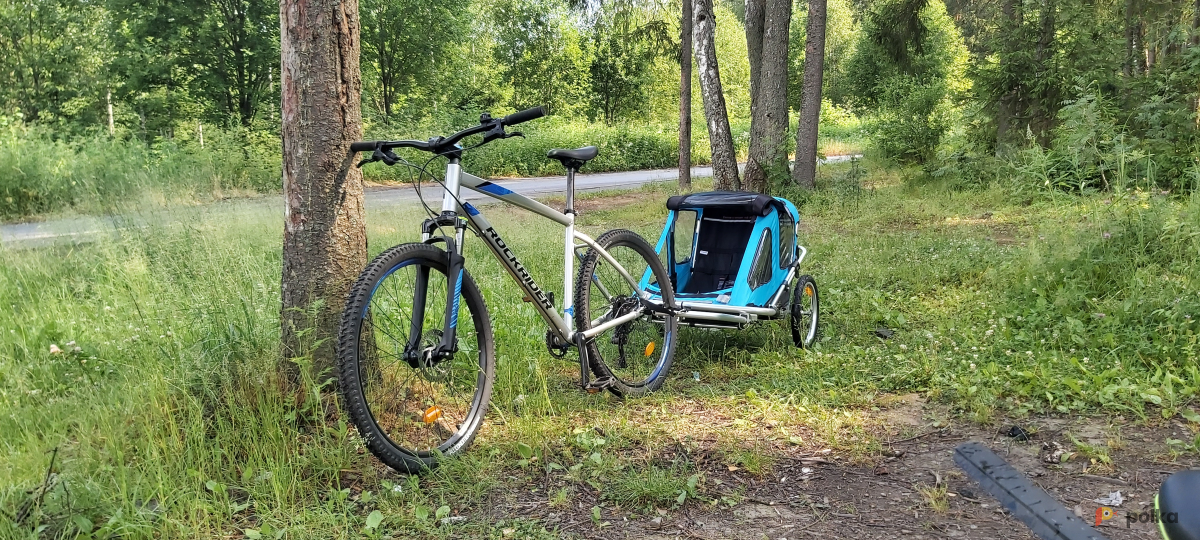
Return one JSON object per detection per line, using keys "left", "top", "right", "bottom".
{"left": 431, "top": 162, "right": 650, "bottom": 344}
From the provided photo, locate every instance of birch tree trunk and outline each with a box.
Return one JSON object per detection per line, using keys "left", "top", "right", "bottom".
{"left": 743, "top": 0, "right": 792, "bottom": 193}
{"left": 280, "top": 0, "right": 368, "bottom": 385}
{"left": 792, "top": 0, "right": 826, "bottom": 189}
{"left": 679, "top": 0, "right": 693, "bottom": 189}
{"left": 693, "top": 0, "right": 740, "bottom": 191}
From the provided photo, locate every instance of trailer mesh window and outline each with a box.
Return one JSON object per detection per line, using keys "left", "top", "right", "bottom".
{"left": 748, "top": 229, "right": 773, "bottom": 290}
{"left": 779, "top": 211, "right": 796, "bottom": 268}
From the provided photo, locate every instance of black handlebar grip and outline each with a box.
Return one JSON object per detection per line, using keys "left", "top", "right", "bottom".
{"left": 349, "top": 141, "right": 377, "bottom": 152}
{"left": 502, "top": 106, "right": 546, "bottom": 126}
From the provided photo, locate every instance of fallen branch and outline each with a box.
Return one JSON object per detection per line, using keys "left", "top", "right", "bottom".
{"left": 1078, "top": 474, "right": 1130, "bottom": 486}
{"left": 888, "top": 428, "right": 944, "bottom": 445}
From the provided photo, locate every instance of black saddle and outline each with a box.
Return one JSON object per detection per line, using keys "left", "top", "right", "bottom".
{"left": 547, "top": 146, "right": 598, "bottom": 170}
{"left": 1158, "top": 469, "right": 1200, "bottom": 540}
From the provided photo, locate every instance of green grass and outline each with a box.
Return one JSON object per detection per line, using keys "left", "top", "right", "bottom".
{"left": 2, "top": 158, "right": 1199, "bottom": 538}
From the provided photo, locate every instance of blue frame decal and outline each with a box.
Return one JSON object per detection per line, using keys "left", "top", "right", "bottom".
{"left": 450, "top": 269, "right": 463, "bottom": 328}
{"left": 476, "top": 181, "right": 514, "bottom": 196}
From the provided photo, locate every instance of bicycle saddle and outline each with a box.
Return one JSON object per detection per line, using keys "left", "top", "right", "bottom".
{"left": 1157, "top": 469, "right": 1200, "bottom": 540}
{"left": 547, "top": 146, "right": 598, "bottom": 169}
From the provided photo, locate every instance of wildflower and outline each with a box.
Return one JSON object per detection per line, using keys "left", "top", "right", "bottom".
{"left": 899, "top": 344, "right": 907, "bottom": 350}
{"left": 1026, "top": 351, "right": 1033, "bottom": 356}
{"left": 49, "top": 344, "right": 62, "bottom": 354}
{"left": 1102, "top": 232, "right": 1111, "bottom": 239}
{"left": 970, "top": 363, "right": 976, "bottom": 371}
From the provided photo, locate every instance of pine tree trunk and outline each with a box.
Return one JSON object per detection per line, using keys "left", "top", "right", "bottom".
{"left": 280, "top": 0, "right": 368, "bottom": 386}
{"left": 995, "top": 0, "right": 1018, "bottom": 156}
{"left": 743, "top": 0, "right": 792, "bottom": 194}
{"left": 1030, "top": 0, "right": 1056, "bottom": 147}
{"left": 693, "top": 0, "right": 740, "bottom": 190}
{"left": 1124, "top": 0, "right": 1135, "bottom": 77}
{"left": 679, "top": 0, "right": 693, "bottom": 189}
{"left": 792, "top": 0, "right": 826, "bottom": 189}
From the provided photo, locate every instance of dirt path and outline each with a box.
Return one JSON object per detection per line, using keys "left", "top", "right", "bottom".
{"left": 473, "top": 399, "right": 1197, "bottom": 539}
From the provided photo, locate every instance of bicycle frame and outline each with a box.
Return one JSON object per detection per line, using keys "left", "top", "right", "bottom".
{"left": 419, "top": 156, "right": 652, "bottom": 356}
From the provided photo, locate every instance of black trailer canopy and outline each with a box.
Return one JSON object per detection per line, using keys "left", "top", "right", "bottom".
{"left": 666, "top": 190, "right": 784, "bottom": 216}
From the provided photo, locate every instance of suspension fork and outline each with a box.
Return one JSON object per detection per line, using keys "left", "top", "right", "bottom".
{"left": 406, "top": 215, "right": 467, "bottom": 365}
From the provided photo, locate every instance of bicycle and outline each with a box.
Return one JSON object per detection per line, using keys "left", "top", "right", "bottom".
{"left": 340, "top": 107, "right": 679, "bottom": 472}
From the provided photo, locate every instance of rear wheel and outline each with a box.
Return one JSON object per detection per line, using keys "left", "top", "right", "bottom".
{"left": 790, "top": 275, "right": 819, "bottom": 348}
{"left": 574, "top": 229, "right": 678, "bottom": 397}
{"left": 338, "top": 243, "right": 494, "bottom": 473}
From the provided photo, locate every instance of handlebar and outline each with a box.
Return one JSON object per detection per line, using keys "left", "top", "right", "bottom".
{"left": 350, "top": 106, "right": 546, "bottom": 162}
{"left": 501, "top": 106, "right": 546, "bottom": 127}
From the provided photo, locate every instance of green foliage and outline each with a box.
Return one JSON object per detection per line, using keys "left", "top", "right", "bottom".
{"left": 845, "top": 0, "right": 969, "bottom": 164}
{"left": 0, "top": 0, "right": 109, "bottom": 129}
{"left": 586, "top": 8, "right": 671, "bottom": 124}
{"left": 107, "top": 0, "right": 279, "bottom": 128}
{"left": 360, "top": 0, "right": 470, "bottom": 122}
{"left": 871, "top": 76, "right": 956, "bottom": 164}
{"left": 488, "top": 0, "right": 591, "bottom": 115}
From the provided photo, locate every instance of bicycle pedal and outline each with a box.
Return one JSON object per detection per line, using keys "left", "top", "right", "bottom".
{"left": 585, "top": 376, "right": 615, "bottom": 394}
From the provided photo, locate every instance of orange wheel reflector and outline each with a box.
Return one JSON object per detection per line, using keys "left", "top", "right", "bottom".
{"left": 804, "top": 284, "right": 814, "bottom": 296}
{"left": 644, "top": 342, "right": 656, "bottom": 357}
{"left": 423, "top": 406, "right": 443, "bottom": 424}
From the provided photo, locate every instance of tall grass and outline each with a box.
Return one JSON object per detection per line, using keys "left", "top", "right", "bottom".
{"left": 0, "top": 119, "right": 279, "bottom": 220}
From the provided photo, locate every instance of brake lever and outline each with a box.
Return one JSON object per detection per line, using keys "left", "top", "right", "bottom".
{"left": 356, "top": 147, "right": 399, "bottom": 168}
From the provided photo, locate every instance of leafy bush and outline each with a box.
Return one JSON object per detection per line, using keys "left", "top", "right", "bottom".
{"left": 871, "top": 77, "right": 954, "bottom": 164}
{"left": 934, "top": 85, "right": 1200, "bottom": 195}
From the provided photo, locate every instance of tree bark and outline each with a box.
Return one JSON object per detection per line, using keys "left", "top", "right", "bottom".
{"left": 679, "top": 0, "right": 693, "bottom": 189}
{"left": 792, "top": 0, "right": 826, "bottom": 189}
{"left": 743, "top": 0, "right": 792, "bottom": 194}
{"left": 1030, "top": 0, "right": 1055, "bottom": 147}
{"left": 693, "top": 0, "right": 740, "bottom": 190}
{"left": 280, "top": 0, "right": 368, "bottom": 386}
{"left": 995, "top": 0, "right": 1019, "bottom": 155}
{"left": 1194, "top": 0, "right": 1199, "bottom": 46}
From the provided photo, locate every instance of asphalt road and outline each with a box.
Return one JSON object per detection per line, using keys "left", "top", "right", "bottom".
{"left": 1, "top": 156, "right": 860, "bottom": 247}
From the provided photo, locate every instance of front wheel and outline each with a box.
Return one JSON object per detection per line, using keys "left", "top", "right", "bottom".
{"left": 574, "top": 229, "right": 679, "bottom": 397}
{"left": 790, "top": 274, "right": 819, "bottom": 348}
{"left": 338, "top": 243, "right": 495, "bottom": 473}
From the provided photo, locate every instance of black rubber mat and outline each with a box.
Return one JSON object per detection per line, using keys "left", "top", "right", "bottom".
{"left": 953, "top": 442, "right": 1110, "bottom": 540}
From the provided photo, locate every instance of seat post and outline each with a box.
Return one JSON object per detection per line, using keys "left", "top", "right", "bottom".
{"left": 565, "top": 166, "right": 577, "bottom": 214}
